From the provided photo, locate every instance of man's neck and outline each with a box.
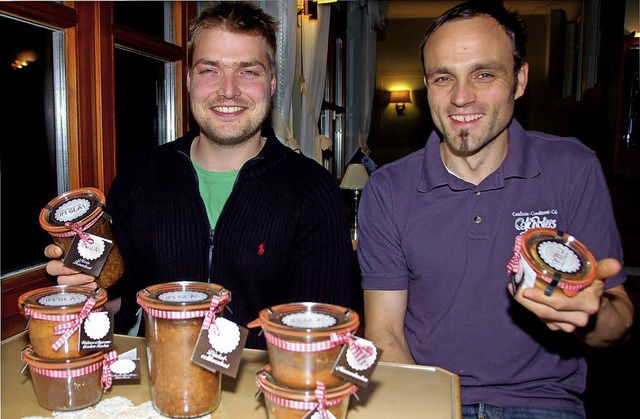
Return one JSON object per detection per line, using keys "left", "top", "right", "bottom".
{"left": 191, "top": 134, "right": 266, "bottom": 172}
{"left": 440, "top": 139, "right": 508, "bottom": 186}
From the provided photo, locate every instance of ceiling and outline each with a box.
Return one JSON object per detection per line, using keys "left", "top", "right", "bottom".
{"left": 386, "top": 1, "right": 583, "bottom": 21}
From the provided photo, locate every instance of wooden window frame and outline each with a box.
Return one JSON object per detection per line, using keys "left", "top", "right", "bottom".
{"left": 0, "top": 1, "right": 193, "bottom": 339}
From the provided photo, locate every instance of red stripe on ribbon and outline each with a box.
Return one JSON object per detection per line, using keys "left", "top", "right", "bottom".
{"left": 507, "top": 234, "right": 523, "bottom": 274}
{"left": 330, "top": 332, "right": 373, "bottom": 365}
{"left": 52, "top": 298, "right": 96, "bottom": 351}
{"left": 315, "top": 381, "right": 328, "bottom": 419}
{"left": 201, "top": 293, "right": 231, "bottom": 332}
{"left": 101, "top": 350, "right": 118, "bottom": 390}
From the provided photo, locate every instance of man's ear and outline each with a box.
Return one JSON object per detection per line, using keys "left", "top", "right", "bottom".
{"left": 186, "top": 71, "right": 192, "bottom": 93}
{"left": 514, "top": 62, "right": 529, "bottom": 100}
{"left": 271, "top": 74, "right": 277, "bottom": 97}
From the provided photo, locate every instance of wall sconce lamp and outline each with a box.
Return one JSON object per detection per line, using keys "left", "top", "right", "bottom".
{"left": 389, "top": 90, "right": 411, "bottom": 115}
{"left": 340, "top": 163, "right": 369, "bottom": 248}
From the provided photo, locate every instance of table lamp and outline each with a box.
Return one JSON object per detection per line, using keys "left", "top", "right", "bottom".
{"left": 340, "top": 163, "right": 369, "bottom": 248}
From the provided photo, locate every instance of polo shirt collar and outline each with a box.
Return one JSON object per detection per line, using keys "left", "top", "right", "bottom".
{"left": 419, "top": 118, "right": 542, "bottom": 193}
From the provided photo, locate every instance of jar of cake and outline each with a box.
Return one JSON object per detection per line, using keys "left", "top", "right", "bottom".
{"left": 258, "top": 302, "right": 360, "bottom": 389}
{"left": 257, "top": 365, "right": 358, "bottom": 419}
{"left": 39, "top": 187, "right": 124, "bottom": 289}
{"left": 21, "top": 346, "right": 117, "bottom": 411}
{"left": 18, "top": 285, "right": 108, "bottom": 359}
{"left": 509, "top": 228, "right": 598, "bottom": 297}
{"left": 137, "top": 281, "right": 231, "bottom": 418}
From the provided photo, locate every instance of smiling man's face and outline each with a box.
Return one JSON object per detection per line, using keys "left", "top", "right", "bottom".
{"left": 187, "top": 27, "right": 276, "bottom": 146}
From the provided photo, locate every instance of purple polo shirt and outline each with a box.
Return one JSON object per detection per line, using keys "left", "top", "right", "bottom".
{"left": 358, "top": 119, "right": 625, "bottom": 415}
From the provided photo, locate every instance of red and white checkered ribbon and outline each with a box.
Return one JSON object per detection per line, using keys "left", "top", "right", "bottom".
{"left": 52, "top": 298, "right": 96, "bottom": 351}
{"left": 329, "top": 332, "right": 374, "bottom": 365}
{"left": 315, "top": 381, "right": 329, "bottom": 418}
{"left": 22, "top": 347, "right": 117, "bottom": 388}
{"left": 257, "top": 378, "right": 358, "bottom": 414}
{"left": 262, "top": 329, "right": 357, "bottom": 353}
{"left": 101, "top": 350, "right": 118, "bottom": 390}
{"left": 48, "top": 215, "right": 100, "bottom": 244}
{"left": 507, "top": 234, "right": 523, "bottom": 274}
{"left": 201, "top": 293, "right": 231, "bottom": 334}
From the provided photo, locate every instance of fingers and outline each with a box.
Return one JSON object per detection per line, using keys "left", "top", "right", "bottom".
{"left": 596, "top": 257, "right": 621, "bottom": 281}
{"left": 44, "top": 244, "right": 64, "bottom": 259}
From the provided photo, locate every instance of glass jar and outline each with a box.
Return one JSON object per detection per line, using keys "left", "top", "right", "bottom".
{"left": 18, "top": 285, "right": 108, "bottom": 360}
{"left": 21, "top": 346, "right": 113, "bottom": 411}
{"left": 137, "top": 281, "right": 231, "bottom": 418}
{"left": 257, "top": 365, "right": 357, "bottom": 419}
{"left": 510, "top": 227, "right": 597, "bottom": 297}
{"left": 258, "top": 302, "right": 360, "bottom": 389}
{"left": 39, "top": 187, "right": 124, "bottom": 289}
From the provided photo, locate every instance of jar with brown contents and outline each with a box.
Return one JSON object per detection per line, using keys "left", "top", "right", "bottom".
{"left": 39, "top": 187, "right": 124, "bottom": 289}
{"left": 137, "top": 281, "right": 231, "bottom": 418}
{"left": 21, "top": 346, "right": 111, "bottom": 411}
{"left": 19, "top": 286, "right": 108, "bottom": 360}
{"left": 258, "top": 302, "right": 360, "bottom": 389}
{"left": 257, "top": 365, "right": 357, "bottom": 419}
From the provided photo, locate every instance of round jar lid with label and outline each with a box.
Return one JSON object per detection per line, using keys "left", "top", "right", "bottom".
{"left": 39, "top": 187, "right": 106, "bottom": 234}
{"left": 519, "top": 228, "right": 597, "bottom": 295}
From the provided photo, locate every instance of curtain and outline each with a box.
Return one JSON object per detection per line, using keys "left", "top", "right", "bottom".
{"left": 345, "top": 0, "right": 387, "bottom": 163}
{"left": 255, "top": 0, "right": 299, "bottom": 148}
{"left": 299, "top": 5, "right": 331, "bottom": 162}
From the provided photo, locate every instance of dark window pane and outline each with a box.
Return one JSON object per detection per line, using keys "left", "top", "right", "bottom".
{"left": 115, "top": 48, "right": 166, "bottom": 168}
{"left": 114, "top": 1, "right": 166, "bottom": 39}
{"left": 0, "top": 15, "right": 59, "bottom": 274}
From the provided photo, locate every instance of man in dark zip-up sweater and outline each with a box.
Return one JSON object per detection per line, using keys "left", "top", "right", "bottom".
{"left": 107, "top": 126, "right": 354, "bottom": 349}
{"left": 44, "top": 1, "right": 353, "bottom": 349}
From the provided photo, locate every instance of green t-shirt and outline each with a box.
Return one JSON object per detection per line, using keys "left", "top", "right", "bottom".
{"left": 192, "top": 161, "right": 239, "bottom": 228}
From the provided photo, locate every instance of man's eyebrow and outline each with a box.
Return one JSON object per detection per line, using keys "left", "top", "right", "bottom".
{"left": 425, "top": 62, "right": 506, "bottom": 78}
{"left": 193, "top": 59, "right": 267, "bottom": 70}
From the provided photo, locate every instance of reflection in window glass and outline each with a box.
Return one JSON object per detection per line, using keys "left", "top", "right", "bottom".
{"left": 0, "top": 15, "right": 62, "bottom": 275}
{"left": 115, "top": 48, "right": 173, "bottom": 168}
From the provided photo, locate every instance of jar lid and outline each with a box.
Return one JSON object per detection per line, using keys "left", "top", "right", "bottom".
{"left": 21, "top": 345, "right": 105, "bottom": 370}
{"left": 258, "top": 302, "right": 359, "bottom": 340}
{"left": 136, "top": 281, "right": 230, "bottom": 312}
{"left": 18, "top": 285, "right": 108, "bottom": 316}
{"left": 256, "top": 364, "right": 355, "bottom": 401}
{"left": 519, "top": 228, "right": 597, "bottom": 290}
{"left": 39, "top": 187, "right": 105, "bottom": 234}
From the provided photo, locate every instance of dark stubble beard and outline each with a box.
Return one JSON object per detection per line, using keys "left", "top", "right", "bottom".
{"left": 198, "top": 100, "right": 272, "bottom": 147}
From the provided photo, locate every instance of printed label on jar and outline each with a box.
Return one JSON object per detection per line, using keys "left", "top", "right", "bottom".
{"left": 109, "top": 348, "right": 141, "bottom": 382}
{"left": 64, "top": 234, "right": 113, "bottom": 277}
{"left": 79, "top": 311, "right": 114, "bottom": 351}
{"left": 281, "top": 312, "right": 337, "bottom": 329}
{"left": 54, "top": 198, "right": 92, "bottom": 223}
{"left": 37, "top": 292, "right": 88, "bottom": 307}
{"left": 157, "top": 290, "right": 209, "bottom": 303}
{"left": 537, "top": 240, "right": 581, "bottom": 274}
{"left": 332, "top": 336, "right": 380, "bottom": 388}
{"left": 192, "top": 317, "right": 248, "bottom": 378}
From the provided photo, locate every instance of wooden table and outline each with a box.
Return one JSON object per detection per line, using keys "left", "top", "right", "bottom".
{"left": 2, "top": 332, "right": 461, "bottom": 418}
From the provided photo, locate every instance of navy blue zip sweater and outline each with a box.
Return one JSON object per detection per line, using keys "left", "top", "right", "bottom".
{"left": 107, "top": 127, "right": 354, "bottom": 349}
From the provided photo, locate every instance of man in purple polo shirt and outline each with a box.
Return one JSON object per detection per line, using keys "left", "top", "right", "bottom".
{"left": 357, "top": 2, "right": 634, "bottom": 419}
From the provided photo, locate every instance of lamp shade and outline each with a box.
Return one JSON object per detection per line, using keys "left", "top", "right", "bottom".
{"left": 389, "top": 90, "right": 411, "bottom": 103}
{"left": 340, "top": 163, "right": 369, "bottom": 190}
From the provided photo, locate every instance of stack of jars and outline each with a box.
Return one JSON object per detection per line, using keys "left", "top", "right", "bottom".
{"left": 18, "top": 285, "right": 117, "bottom": 411}
{"left": 256, "top": 302, "right": 361, "bottom": 419}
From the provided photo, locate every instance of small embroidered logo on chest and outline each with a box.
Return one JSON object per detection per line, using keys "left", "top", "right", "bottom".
{"left": 258, "top": 242, "right": 266, "bottom": 256}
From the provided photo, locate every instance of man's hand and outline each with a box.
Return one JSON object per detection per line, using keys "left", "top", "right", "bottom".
{"left": 44, "top": 244, "right": 97, "bottom": 290}
{"left": 509, "top": 258, "right": 633, "bottom": 347}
